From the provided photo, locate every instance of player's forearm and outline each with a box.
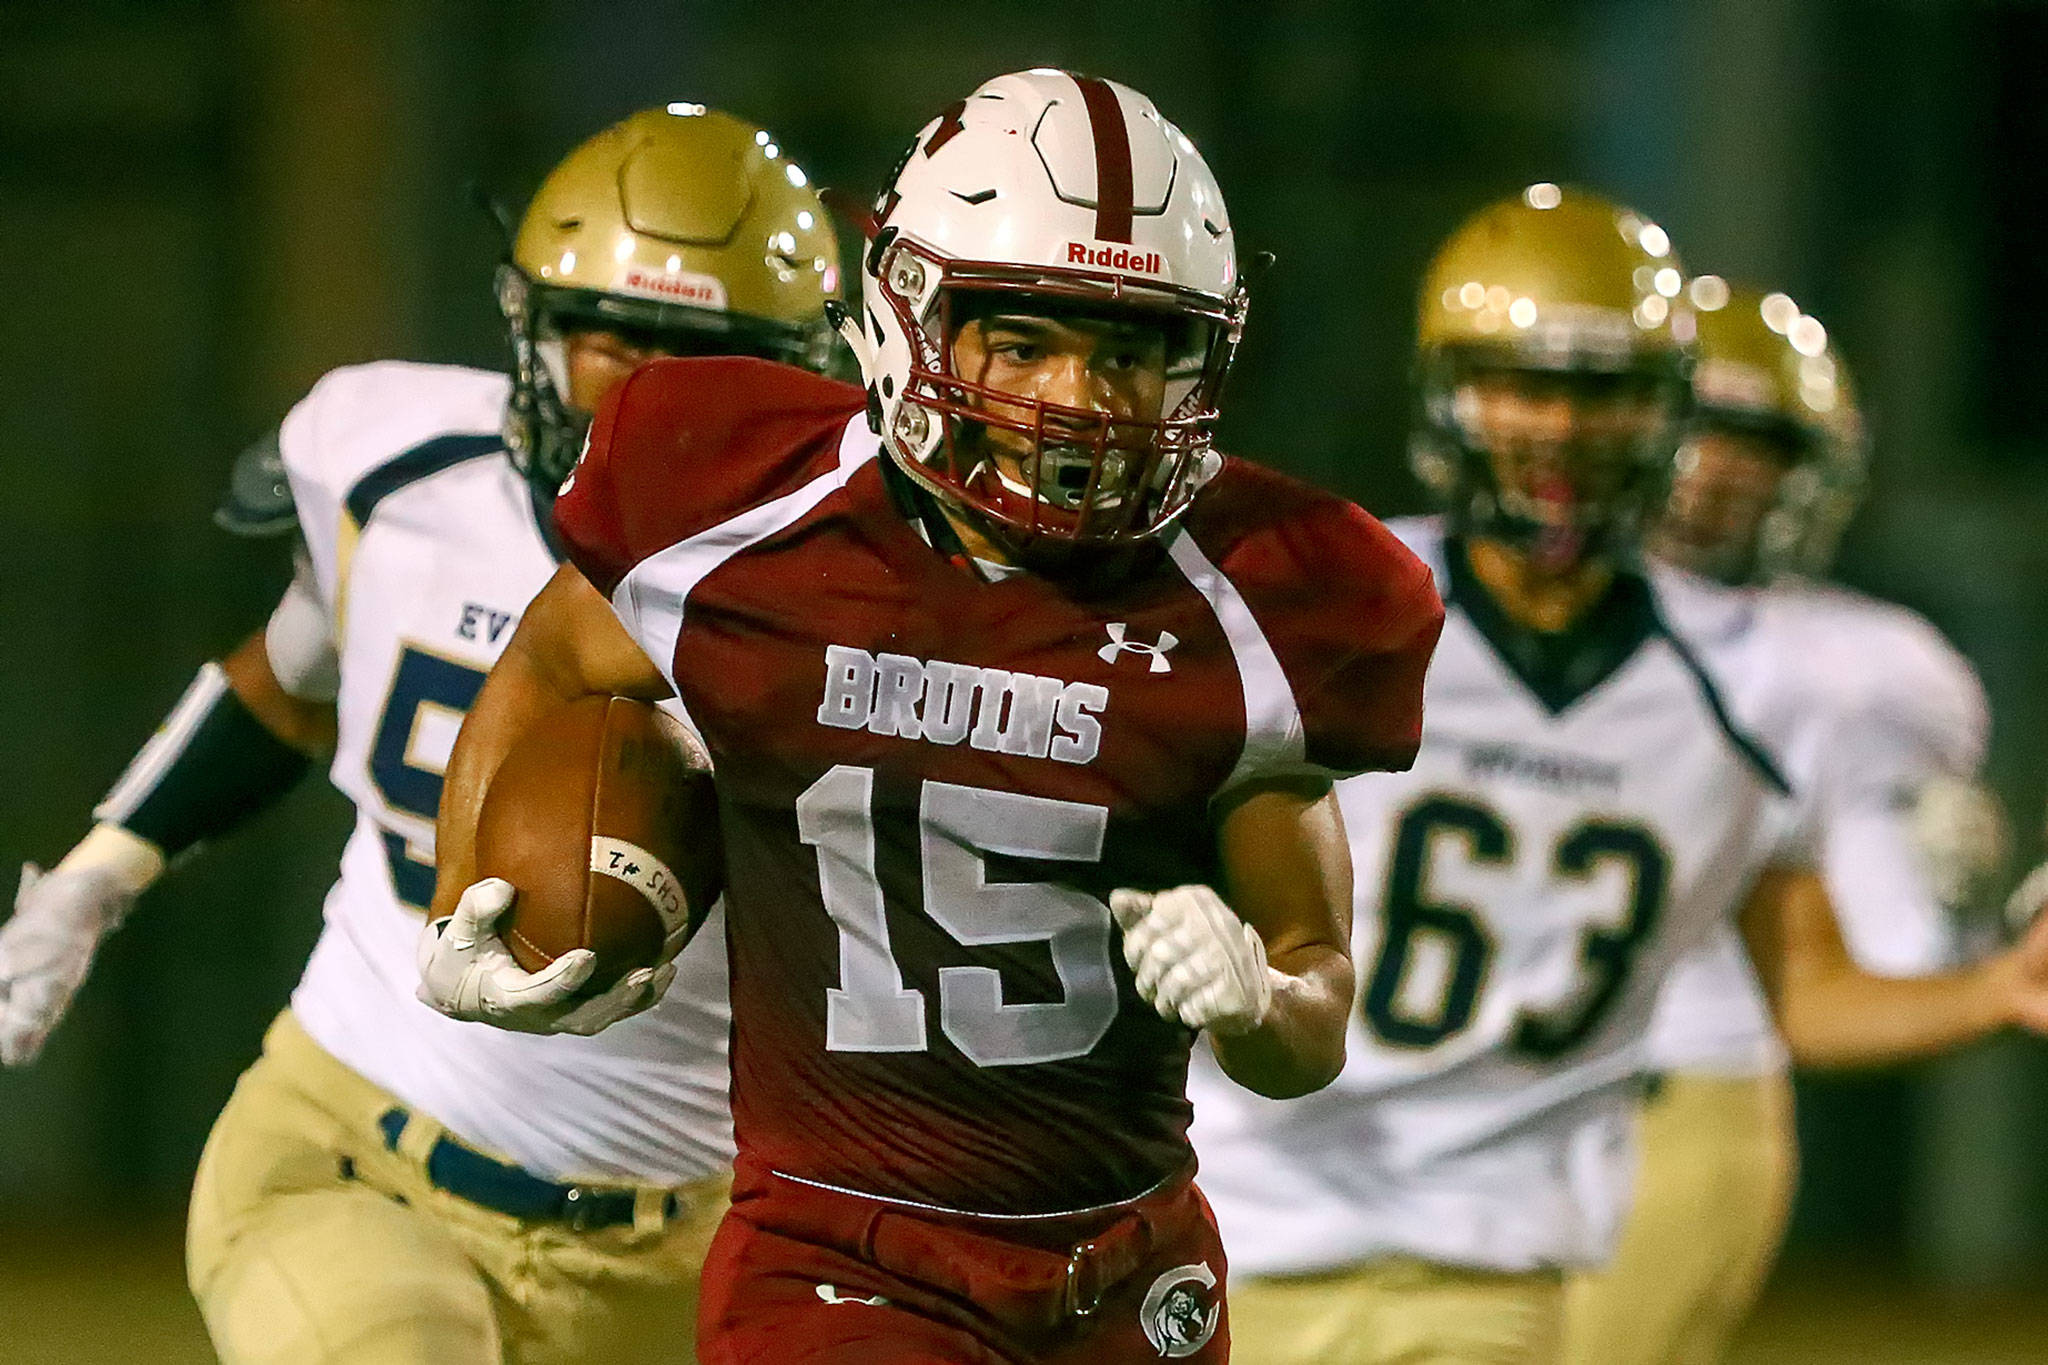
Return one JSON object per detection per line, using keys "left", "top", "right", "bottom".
{"left": 1209, "top": 945, "right": 1353, "bottom": 1098}
{"left": 90, "top": 629, "right": 322, "bottom": 872}
{"left": 429, "top": 633, "right": 585, "bottom": 920}
{"left": 1204, "top": 779, "right": 1355, "bottom": 1096}
{"left": 1771, "top": 958, "right": 2010, "bottom": 1069}
{"left": 430, "top": 566, "right": 670, "bottom": 920}
{"left": 1745, "top": 864, "right": 2014, "bottom": 1066}
{"left": 3, "top": 626, "right": 317, "bottom": 1067}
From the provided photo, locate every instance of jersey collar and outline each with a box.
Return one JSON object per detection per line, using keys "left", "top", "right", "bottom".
{"left": 1443, "top": 534, "right": 1659, "bottom": 716}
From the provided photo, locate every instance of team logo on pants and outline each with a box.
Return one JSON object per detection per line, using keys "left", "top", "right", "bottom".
{"left": 1139, "top": 1262, "right": 1219, "bottom": 1357}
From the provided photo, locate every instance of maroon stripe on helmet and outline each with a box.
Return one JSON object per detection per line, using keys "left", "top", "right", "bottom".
{"left": 924, "top": 100, "right": 968, "bottom": 155}
{"left": 1070, "top": 74, "right": 1134, "bottom": 243}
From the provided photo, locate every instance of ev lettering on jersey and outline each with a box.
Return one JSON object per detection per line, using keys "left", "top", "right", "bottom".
{"left": 816, "top": 644, "right": 1107, "bottom": 766}
{"left": 1065, "top": 242, "right": 1165, "bottom": 276}
{"left": 456, "top": 602, "right": 515, "bottom": 645}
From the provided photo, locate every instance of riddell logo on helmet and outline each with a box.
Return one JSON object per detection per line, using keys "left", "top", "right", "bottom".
{"left": 617, "top": 267, "right": 729, "bottom": 309}
{"left": 1066, "top": 242, "right": 1165, "bottom": 275}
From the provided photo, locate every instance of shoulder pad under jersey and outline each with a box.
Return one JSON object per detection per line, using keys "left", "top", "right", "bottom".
{"left": 277, "top": 361, "right": 508, "bottom": 504}
{"left": 554, "top": 356, "right": 869, "bottom": 597}
{"left": 276, "top": 360, "right": 509, "bottom": 614}
{"left": 1182, "top": 460, "right": 1444, "bottom": 783}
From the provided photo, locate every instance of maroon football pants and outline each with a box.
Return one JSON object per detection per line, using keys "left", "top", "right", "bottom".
{"left": 697, "top": 1156, "right": 1230, "bottom": 1363}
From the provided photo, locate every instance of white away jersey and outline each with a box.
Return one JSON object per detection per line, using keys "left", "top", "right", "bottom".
{"left": 1190, "top": 518, "right": 1809, "bottom": 1274}
{"left": 278, "top": 361, "right": 732, "bottom": 1184}
{"left": 1644, "top": 574, "right": 1987, "bottom": 1075}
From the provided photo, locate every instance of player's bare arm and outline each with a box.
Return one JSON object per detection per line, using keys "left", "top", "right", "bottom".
{"left": 417, "top": 562, "right": 677, "bottom": 1035}
{"left": 1741, "top": 863, "right": 2048, "bottom": 1066}
{"left": 1211, "top": 776, "right": 1355, "bottom": 1096}
{"left": 429, "top": 563, "right": 668, "bottom": 918}
{"left": 1113, "top": 776, "right": 1354, "bottom": 1099}
{"left": 220, "top": 627, "right": 338, "bottom": 756}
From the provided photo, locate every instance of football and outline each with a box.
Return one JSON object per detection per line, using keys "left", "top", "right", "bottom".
{"left": 474, "top": 695, "right": 721, "bottom": 992}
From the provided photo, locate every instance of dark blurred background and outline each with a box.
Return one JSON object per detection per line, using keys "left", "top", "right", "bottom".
{"left": 4, "top": 0, "right": 2048, "bottom": 1358}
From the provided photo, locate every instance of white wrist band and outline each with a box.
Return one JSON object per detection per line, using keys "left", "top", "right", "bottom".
{"left": 55, "top": 823, "right": 167, "bottom": 898}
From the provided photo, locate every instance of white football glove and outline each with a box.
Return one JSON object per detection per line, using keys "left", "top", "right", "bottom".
{"left": 0, "top": 827, "right": 163, "bottom": 1067}
{"left": 416, "top": 878, "right": 674, "bottom": 1036}
{"left": 1109, "top": 885, "right": 1274, "bottom": 1035}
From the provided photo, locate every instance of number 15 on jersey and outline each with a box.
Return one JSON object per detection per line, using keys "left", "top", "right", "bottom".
{"left": 798, "top": 764, "right": 1120, "bottom": 1069}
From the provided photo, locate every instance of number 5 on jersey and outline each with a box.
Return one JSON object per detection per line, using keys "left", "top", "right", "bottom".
{"left": 368, "top": 646, "right": 487, "bottom": 908}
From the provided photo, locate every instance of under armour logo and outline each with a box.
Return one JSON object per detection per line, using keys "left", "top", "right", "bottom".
{"left": 1099, "top": 622, "right": 1177, "bottom": 674}
{"left": 816, "top": 1284, "right": 890, "bottom": 1307}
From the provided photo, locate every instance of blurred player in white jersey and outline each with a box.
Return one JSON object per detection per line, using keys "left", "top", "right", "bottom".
{"left": 0, "top": 107, "right": 839, "bottom": 1364}
{"left": 1560, "top": 281, "right": 2008, "bottom": 1365}
{"left": 1188, "top": 186, "right": 2048, "bottom": 1365}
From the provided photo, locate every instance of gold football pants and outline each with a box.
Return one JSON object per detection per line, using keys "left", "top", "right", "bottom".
{"left": 186, "top": 1011, "right": 729, "bottom": 1365}
{"left": 1561, "top": 1069, "right": 1797, "bottom": 1365}
{"left": 1229, "top": 1255, "right": 1564, "bottom": 1364}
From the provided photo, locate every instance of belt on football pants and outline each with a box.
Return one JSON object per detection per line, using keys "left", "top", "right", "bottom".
{"left": 375, "top": 1106, "right": 681, "bottom": 1232}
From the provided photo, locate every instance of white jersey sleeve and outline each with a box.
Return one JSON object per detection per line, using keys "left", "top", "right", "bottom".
{"left": 263, "top": 548, "right": 341, "bottom": 703}
{"left": 277, "top": 361, "right": 509, "bottom": 618}
{"left": 1645, "top": 576, "right": 1985, "bottom": 1078}
{"left": 1779, "top": 582, "right": 1986, "bottom": 975}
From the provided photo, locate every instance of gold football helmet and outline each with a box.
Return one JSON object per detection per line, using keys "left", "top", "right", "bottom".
{"left": 499, "top": 105, "right": 842, "bottom": 489}
{"left": 1651, "top": 277, "right": 1866, "bottom": 583}
{"left": 1411, "top": 183, "right": 1695, "bottom": 569}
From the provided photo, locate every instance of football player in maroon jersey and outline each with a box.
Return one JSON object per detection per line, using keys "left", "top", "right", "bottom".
{"left": 420, "top": 71, "right": 1444, "bottom": 1363}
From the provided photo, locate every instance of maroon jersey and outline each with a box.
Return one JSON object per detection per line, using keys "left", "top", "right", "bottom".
{"left": 555, "top": 357, "right": 1441, "bottom": 1215}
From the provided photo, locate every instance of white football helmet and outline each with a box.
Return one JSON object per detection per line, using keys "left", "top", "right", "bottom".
{"left": 840, "top": 69, "right": 1246, "bottom": 548}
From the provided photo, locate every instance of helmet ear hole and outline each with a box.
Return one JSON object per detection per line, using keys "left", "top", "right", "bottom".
{"left": 864, "top": 225, "right": 899, "bottom": 282}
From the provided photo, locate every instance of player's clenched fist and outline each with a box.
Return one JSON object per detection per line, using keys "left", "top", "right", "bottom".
{"left": 1110, "top": 885, "right": 1276, "bottom": 1035}
{"left": 416, "top": 878, "right": 672, "bottom": 1036}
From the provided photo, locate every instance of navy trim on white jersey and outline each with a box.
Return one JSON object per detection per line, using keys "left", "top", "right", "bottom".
{"left": 1652, "top": 616, "right": 1794, "bottom": 796}
{"left": 95, "top": 662, "right": 312, "bottom": 854}
{"left": 344, "top": 433, "right": 504, "bottom": 527}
